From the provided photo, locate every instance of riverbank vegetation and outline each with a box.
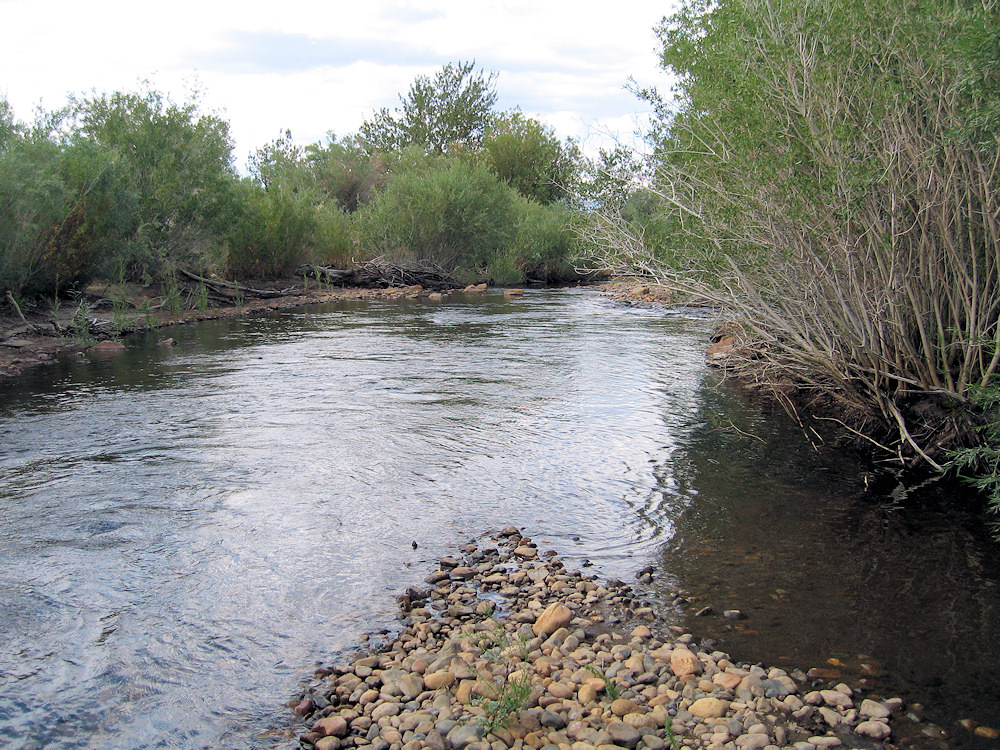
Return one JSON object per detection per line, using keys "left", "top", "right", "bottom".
{"left": 581, "top": 0, "right": 1000, "bottom": 518}
{"left": 0, "top": 62, "right": 587, "bottom": 307}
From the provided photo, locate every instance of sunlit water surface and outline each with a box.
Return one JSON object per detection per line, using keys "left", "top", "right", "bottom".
{"left": 0, "top": 290, "right": 997, "bottom": 749}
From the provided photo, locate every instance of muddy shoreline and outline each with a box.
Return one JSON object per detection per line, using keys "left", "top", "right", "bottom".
{"left": 282, "top": 529, "right": 918, "bottom": 750}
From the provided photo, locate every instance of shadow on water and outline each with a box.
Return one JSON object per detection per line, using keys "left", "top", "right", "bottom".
{"left": 643, "top": 374, "right": 1000, "bottom": 749}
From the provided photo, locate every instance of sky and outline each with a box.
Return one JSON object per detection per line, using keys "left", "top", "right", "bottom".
{"left": 0, "top": 0, "right": 676, "bottom": 169}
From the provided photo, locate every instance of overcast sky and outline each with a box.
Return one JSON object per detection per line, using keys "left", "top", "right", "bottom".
{"left": 1, "top": 0, "right": 676, "bottom": 168}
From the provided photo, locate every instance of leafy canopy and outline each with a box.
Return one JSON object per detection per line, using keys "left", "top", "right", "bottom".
{"left": 359, "top": 61, "right": 498, "bottom": 155}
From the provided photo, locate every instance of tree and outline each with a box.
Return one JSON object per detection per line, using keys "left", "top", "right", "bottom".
{"left": 0, "top": 99, "right": 133, "bottom": 296}
{"left": 70, "top": 86, "right": 237, "bottom": 278}
{"left": 482, "top": 112, "right": 579, "bottom": 205}
{"left": 358, "top": 61, "right": 498, "bottom": 155}
{"left": 588, "top": 0, "right": 1000, "bottom": 473}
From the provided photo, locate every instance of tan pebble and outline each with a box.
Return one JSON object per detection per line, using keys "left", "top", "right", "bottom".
{"left": 533, "top": 602, "right": 573, "bottom": 637}
{"left": 610, "top": 698, "right": 639, "bottom": 717}
{"left": 578, "top": 684, "right": 598, "bottom": 704}
{"left": 670, "top": 647, "right": 702, "bottom": 677}
{"left": 623, "top": 712, "right": 658, "bottom": 729}
{"left": 650, "top": 645, "right": 673, "bottom": 664}
{"left": 314, "top": 738, "right": 340, "bottom": 750}
{"left": 713, "top": 672, "right": 742, "bottom": 690}
{"left": 631, "top": 625, "right": 652, "bottom": 638}
{"left": 371, "top": 703, "right": 400, "bottom": 721}
{"left": 410, "top": 657, "right": 429, "bottom": 674}
{"left": 424, "top": 670, "right": 456, "bottom": 690}
{"left": 549, "top": 681, "right": 576, "bottom": 699}
{"left": 689, "top": 697, "right": 730, "bottom": 719}
{"left": 975, "top": 726, "right": 1000, "bottom": 739}
{"left": 698, "top": 679, "right": 715, "bottom": 692}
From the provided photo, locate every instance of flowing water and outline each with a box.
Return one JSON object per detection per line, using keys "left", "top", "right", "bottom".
{"left": 0, "top": 289, "right": 997, "bottom": 749}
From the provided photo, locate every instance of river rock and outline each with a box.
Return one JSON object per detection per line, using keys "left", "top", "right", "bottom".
{"left": 314, "top": 716, "right": 349, "bottom": 737}
{"left": 611, "top": 698, "right": 640, "bottom": 716}
{"left": 578, "top": 683, "right": 598, "bottom": 704}
{"left": 424, "top": 670, "right": 456, "bottom": 690}
{"left": 855, "top": 720, "right": 891, "bottom": 739}
{"left": 859, "top": 699, "right": 891, "bottom": 719}
{"left": 446, "top": 723, "right": 485, "bottom": 749}
{"left": 670, "top": 647, "right": 702, "bottom": 676}
{"left": 503, "top": 288, "right": 524, "bottom": 297}
{"left": 606, "top": 721, "right": 642, "bottom": 749}
{"left": 399, "top": 673, "right": 424, "bottom": 699}
{"left": 735, "top": 734, "right": 770, "bottom": 750}
{"left": 713, "top": 672, "right": 742, "bottom": 690}
{"left": 371, "top": 702, "right": 401, "bottom": 721}
{"left": 689, "top": 697, "right": 729, "bottom": 719}
{"left": 533, "top": 602, "right": 572, "bottom": 636}
{"left": 820, "top": 690, "right": 852, "bottom": 708}
{"left": 548, "top": 681, "right": 575, "bottom": 699}
{"left": 90, "top": 339, "right": 126, "bottom": 352}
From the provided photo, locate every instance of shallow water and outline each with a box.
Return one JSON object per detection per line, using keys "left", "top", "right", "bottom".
{"left": 0, "top": 289, "right": 996, "bottom": 749}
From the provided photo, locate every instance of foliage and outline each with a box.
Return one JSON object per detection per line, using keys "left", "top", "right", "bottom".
{"left": 225, "top": 179, "right": 317, "bottom": 278}
{"left": 503, "top": 199, "right": 582, "bottom": 283}
{"left": 0, "top": 102, "right": 132, "bottom": 296}
{"left": 70, "top": 298, "right": 95, "bottom": 345}
{"left": 312, "top": 203, "right": 358, "bottom": 268}
{"left": 583, "top": 664, "right": 622, "bottom": 701}
{"left": 947, "top": 383, "right": 1000, "bottom": 521}
{"left": 359, "top": 61, "right": 498, "bottom": 155}
{"left": 588, "top": 0, "right": 1000, "bottom": 472}
{"left": 473, "top": 629, "right": 534, "bottom": 734}
{"left": 305, "top": 134, "right": 382, "bottom": 212}
{"left": 356, "top": 158, "right": 516, "bottom": 273}
{"left": 576, "top": 146, "right": 646, "bottom": 213}
{"left": 483, "top": 112, "right": 579, "bottom": 204}
{"left": 69, "top": 86, "right": 238, "bottom": 279}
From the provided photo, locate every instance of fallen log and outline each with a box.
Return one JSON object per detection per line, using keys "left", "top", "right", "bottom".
{"left": 177, "top": 268, "right": 295, "bottom": 299}
{"left": 296, "top": 259, "right": 459, "bottom": 291}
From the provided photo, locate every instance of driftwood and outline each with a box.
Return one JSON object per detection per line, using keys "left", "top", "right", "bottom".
{"left": 5, "top": 291, "right": 51, "bottom": 336}
{"left": 177, "top": 268, "right": 296, "bottom": 299}
{"left": 296, "top": 258, "right": 459, "bottom": 291}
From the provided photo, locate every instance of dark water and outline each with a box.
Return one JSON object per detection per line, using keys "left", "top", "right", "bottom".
{"left": 0, "top": 289, "right": 997, "bottom": 749}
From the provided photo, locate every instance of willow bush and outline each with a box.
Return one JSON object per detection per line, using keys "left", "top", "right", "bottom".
{"left": 586, "top": 0, "right": 1000, "bottom": 470}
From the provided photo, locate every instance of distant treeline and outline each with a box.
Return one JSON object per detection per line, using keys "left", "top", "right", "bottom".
{"left": 1, "top": 62, "right": 638, "bottom": 300}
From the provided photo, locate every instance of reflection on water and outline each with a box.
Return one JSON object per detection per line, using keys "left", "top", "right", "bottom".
{"left": 0, "top": 289, "right": 997, "bottom": 750}
{"left": 650, "top": 381, "right": 1000, "bottom": 748}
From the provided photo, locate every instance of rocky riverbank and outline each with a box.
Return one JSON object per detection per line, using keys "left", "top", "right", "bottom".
{"left": 287, "top": 529, "right": 904, "bottom": 750}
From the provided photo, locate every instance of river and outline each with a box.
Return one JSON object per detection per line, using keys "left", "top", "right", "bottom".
{"left": 0, "top": 289, "right": 997, "bottom": 749}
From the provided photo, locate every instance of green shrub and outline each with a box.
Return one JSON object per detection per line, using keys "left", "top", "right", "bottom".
{"left": 225, "top": 181, "right": 316, "bottom": 278}
{"left": 507, "top": 200, "right": 581, "bottom": 283}
{"left": 312, "top": 203, "right": 359, "bottom": 268}
{"left": 947, "top": 383, "right": 1000, "bottom": 523}
{"left": 356, "top": 158, "right": 516, "bottom": 273}
{"left": 0, "top": 108, "right": 133, "bottom": 297}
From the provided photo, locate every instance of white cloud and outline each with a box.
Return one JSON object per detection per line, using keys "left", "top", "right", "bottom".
{"left": 1, "top": 0, "right": 675, "bottom": 166}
